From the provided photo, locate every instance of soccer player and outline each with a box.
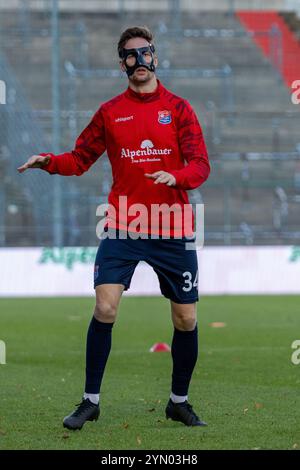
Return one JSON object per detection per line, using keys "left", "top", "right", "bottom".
{"left": 18, "top": 26, "right": 210, "bottom": 429}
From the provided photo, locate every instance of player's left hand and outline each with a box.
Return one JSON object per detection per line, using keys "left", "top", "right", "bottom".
{"left": 145, "top": 171, "right": 176, "bottom": 186}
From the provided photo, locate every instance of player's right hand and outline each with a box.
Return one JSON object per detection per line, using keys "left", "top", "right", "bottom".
{"left": 17, "top": 154, "right": 51, "bottom": 173}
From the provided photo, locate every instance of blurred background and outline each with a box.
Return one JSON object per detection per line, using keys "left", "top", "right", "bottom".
{"left": 0, "top": 0, "right": 300, "bottom": 296}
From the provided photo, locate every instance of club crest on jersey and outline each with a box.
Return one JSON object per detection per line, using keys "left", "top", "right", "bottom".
{"left": 158, "top": 110, "right": 172, "bottom": 124}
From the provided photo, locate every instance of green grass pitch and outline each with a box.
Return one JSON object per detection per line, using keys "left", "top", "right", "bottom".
{"left": 0, "top": 295, "right": 300, "bottom": 450}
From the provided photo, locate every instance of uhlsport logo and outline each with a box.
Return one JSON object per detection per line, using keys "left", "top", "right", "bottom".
{"left": 94, "top": 264, "right": 99, "bottom": 281}
{"left": 158, "top": 110, "right": 172, "bottom": 124}
{"left": 121, "top": 139, "right": 172, "bottom": 160}
{"left": 115, "top": 115, "right": 134, "bottom": 122}
{"left": 0, "top": 79, "right": 6, "bottom": 105}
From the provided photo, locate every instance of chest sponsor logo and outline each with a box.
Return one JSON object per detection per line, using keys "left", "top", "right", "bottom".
{"left": 141, "top": 139, "right": 154, "bottom": 148}
{"left": 121, "top": 139, "right": 172, "bottom": 160}
{"left": 158, "top": 110, "right": 172, "bottom": 124}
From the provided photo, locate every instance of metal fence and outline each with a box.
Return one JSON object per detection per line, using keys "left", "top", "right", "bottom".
{"left": 0, "top": 53, "right": 55, "bottom": 246}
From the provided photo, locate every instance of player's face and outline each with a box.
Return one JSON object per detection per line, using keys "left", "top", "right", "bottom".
{"left": 121, "top": 37, "right": 157, "bottom": 84}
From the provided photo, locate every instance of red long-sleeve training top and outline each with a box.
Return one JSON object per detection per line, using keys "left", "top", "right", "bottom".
{"left": 41, "top": 79, "right": 210, "bottom": 236}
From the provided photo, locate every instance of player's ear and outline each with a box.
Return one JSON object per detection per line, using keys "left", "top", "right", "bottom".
{"left": 120, "top": 60, "right": 126, "bottom": 73}
{"left": 154, "top": 55, "right": 158, "bottom": 68}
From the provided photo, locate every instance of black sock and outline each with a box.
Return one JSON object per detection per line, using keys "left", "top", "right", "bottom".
{"left": 84, "top": 316, "right": 114, "bottom": 394}
{"left": 171, "top": 324, "right": 198, "bottom": 397}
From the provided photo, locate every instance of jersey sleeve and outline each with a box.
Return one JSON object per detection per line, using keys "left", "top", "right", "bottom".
{"left": 169, "top": 100, "right": 210, "bottom": 190}
{"left": 41, "top": 106, "right": 106, "bottom": 176}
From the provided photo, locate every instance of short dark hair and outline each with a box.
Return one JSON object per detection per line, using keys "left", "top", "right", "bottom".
{"left": 117, "top": 26, "right": 154, "bottom": 57}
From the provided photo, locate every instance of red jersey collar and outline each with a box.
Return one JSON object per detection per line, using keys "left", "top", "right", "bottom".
{"left": 125, "top": 78, "right": 162, "bottom": 103}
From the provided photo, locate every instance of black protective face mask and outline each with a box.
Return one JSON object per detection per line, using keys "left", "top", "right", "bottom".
{"left": 119, "top": 44, "right": 156, "bottom": 77}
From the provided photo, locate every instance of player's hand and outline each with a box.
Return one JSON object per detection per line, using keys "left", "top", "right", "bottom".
{"left": 17, "top": 154, "right": 51, "bottom": 173}
{"left": 144, "top": 171, "right": 176, "bottom": 186}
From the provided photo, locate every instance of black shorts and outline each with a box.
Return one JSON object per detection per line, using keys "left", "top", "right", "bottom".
{"left": 94, "top": 233, "right": 199, "bottom": 304}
